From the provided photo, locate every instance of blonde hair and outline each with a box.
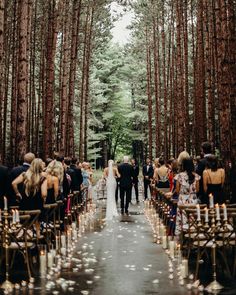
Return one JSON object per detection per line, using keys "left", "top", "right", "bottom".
{"left": 46, "top": 160, "right": 64, "bottom": 183}
{"left": 177, "top": 151, "right": 190, "bottom": 166}
{"left": 23, "top": 158, "right": 44, "bottom": 196}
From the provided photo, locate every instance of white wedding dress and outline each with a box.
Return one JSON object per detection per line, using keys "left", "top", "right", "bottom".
{"left": 105, "top": 160, "right": 118, "bottom": 220}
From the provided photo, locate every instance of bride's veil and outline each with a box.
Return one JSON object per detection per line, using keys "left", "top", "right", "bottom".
{"left": 108, "top": 160, "right": 114, "bottom": 179}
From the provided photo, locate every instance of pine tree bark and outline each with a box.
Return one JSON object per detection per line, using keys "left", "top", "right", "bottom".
{"left": 145, "top": 27, "right": 153, "bottom": 160}
{"left": 0, "top": 0, "right": 4, "bottom": 160}
{"left": 66, "top": 0, "right": 82, "bottom": 157}
{"left": 16, "top": 0, "right": 29, "bottom": 162}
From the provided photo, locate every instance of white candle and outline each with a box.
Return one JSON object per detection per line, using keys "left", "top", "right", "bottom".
{"left": 61, "top": 247, "right": 66, "bottom": 256}
{"left": 72, "top": 222, "right": 76, "bottom": 230}
{"left": 4, "top": 196, "right": 8, "bottom": 211}
{"left": 196, "top": 204, "right": 201, "bottom": 221}
{"left": 222, "top": 203, "right": 227, "bottom": 221}
{"left": 72, "top": 230, "right": 77, "bottom": 240}
{"left": 160, "top": 224, "right": 165, "bottom": 238}
{"left": 182, "top": 259, "right": 189, "bottom": 278}
{"left": 15, "top": 210, "right": 20, "bottom": 223}
{"left": 180, "top": 264, "right": 185, "bottom": 278}
{"left": 61, "top": 235, "right": 66, "bottom": 248}
{"left": 204, "top": 207, "right": 209, "bottom": 223}
{"left": 12, "top": 210, "right": 16, "bottom": 224}
{"left": 40, "top": 251, "right": 46, "bottom": 277}
{"left": 47, "top": 252, "right": 53, "bottom": 269}
{"left": 162, "top": 236, "right": 167, "bottom": 249}
{"left": 169, "top": 241, "right": 175, "bottom": 259}
{"left": 209, "top": 194, "right": 214, "bottom": 208}
{"left": 177, "top": 244, "right": 182, "bottom": 265}
{"left": 56, "top": 235, "right": 60, "bottom": 251}
{"left": 215, "top": 204, "right": 220, "bottom": 221}
{"left": 50, "top": 249, "right": 56, "bottom": 260}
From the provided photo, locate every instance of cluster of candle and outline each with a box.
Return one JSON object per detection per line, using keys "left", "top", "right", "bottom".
{"left": 196, "top": 202, "right": 228, "bottom": 223}
{"left": 145, "top": 199, "right": 206, "bottom": 293}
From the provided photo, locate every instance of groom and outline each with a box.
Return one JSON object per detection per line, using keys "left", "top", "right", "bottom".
{"left": 118, "top": 156, "right": 133, "bottom": 215}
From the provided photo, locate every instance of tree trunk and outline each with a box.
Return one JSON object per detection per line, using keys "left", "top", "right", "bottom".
{"left": 16, "top": 0, "right": 29, "bottom": 163}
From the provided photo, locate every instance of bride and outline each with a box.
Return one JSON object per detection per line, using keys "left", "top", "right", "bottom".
{"left": 103, "top": 160, "right": 120, "bottom": 220}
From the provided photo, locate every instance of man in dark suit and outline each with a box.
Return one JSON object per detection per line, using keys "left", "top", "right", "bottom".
{"left": 142, "top": 158, "right": 154, "bottom": 200}
{"left": 68, "top": 157, "right": 83, "bottom": 192}
{"left": 196, "top": 142, "right": 214, "bottom": 204}
{"left": 118, "top": 156, "right": 133, "bottom": 215}
{"left": 0, "top": 164, "right": 9, "bottom": 209}
{"left": 131, "top": 158, "right": 139, "bottom": 203}
{"left": 115, "top": 161, "right": 121, "bottom": 203}
{"left": 7, "top": 152, "right": 35, "bottom": 206}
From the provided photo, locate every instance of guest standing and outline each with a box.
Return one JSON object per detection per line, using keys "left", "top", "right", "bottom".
{"left": 175, "top": 158, "right": 200, "bottom": 237}
{"left": 203, "top": 155, "right": 225, "bottom": 204}
{"left": 154, "top": 157, "right": 170, "bottom": 190}
{"left": 7, "top": 152, "right": 35, "bottom": 206}
{"left": 69, "top": 157, "right": 83, "bottom": 192}
{"left": 12, "top": 158, "right": 47, "bottom": 237}
{"left": 196, "top": 141, "right": 214, "bottom": 203}
{"left": 45, "top": 160, "right": 64, "bottom": 204}
{"left": 142, "top": 158, "right": 154, "bottom": 200}
{"left": 131, "top": 159, "right": 139, "bottom": 203}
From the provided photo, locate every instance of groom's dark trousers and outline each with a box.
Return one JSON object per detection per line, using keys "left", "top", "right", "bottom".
{"left": 118, "top": 162, "right": 133, "bottom": 214}
{"left": 120, "top": 186, "right": 131, "bottom": 213}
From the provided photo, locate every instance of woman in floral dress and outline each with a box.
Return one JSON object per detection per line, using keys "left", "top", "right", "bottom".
{"left": 175, "top": 158, "right": 200, "bottom": 237}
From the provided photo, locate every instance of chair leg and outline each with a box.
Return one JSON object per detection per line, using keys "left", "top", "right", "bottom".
{"left": 10, "top": 250, "right": 16, "bottom": 269}
{"left": 194, "top": 248, "right": 201, "bottom": 280}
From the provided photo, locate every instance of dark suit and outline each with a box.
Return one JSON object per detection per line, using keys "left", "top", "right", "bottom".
{"left": 118, "top": 163, "right": 133, "bottom": 213}
{"left": 142, "top": 164, "right": 154, "bottom": 199}
{"left": 0, "top": 165, "right": 9, "bottom": 209}
{"left": 67, "top": 165, "right": 83, "bottom": 192}
{"left": 132, "top": 165, "right": 139, "bottom": 201}
{"left": 7, "top": 163, "right": 30, "bottom": 206}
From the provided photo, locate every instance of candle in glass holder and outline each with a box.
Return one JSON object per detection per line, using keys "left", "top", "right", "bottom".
{"left": 12, "top": 209, "right": 16, "bottom": 224}
{"left": 61, "top": 247, "right": 66, "bottom": 256}
{"left": 47, "top": 252, "right": 53, "bottom": 269}
{"left": 182, "top": 259, "right": 189, "bottom": 278}
{"left": 40, "top": 250, "right": 46, "bottom": 277}
{"left": 169, "top": 241, "right": 175, "bottom": 259}
{"left": 196, "top": 204, "right": 201, "bottom": 221}
{"left": 15, "top": 209, "right": 20, "bottom": 223}
{"left": 162, "top": 236, "right": 167, "bottom": 249}
{"left": 177, "top": 244, "right": 182, "bottom": 265}
{"left": 215, "top": 204, "right": 220, "bottom": 220}
{"left": 209, "top": 193, "right": 214, "bottom": 208}
{"left": 61, "top": 234, "right": 66, "bottom": 248}
{"left": 56, "top": 235, "right": 60, "bottom": 251}
{"left": 204, "top": 207, "right": 209, "bottom": 223}
{"left": 222, "top": 203, "right": 227, "bottom": 221}
{"left": 4, "top": 196, "right": 8, "bottom": 211}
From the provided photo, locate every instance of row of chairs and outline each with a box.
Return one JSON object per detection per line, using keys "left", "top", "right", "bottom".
{"left": 152, "top": 188, "right": 236, "bottom": 281}
{"left": 0, "top": 188, "right": 89, "bottom": 279}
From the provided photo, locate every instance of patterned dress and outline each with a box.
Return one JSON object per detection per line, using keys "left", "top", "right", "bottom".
{"left": 174, "top": 172, "right": 200, "bottom": 236}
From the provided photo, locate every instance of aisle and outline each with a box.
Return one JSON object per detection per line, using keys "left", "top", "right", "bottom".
{"left": 62, "top": 202, "right": 188, "bottom": 295}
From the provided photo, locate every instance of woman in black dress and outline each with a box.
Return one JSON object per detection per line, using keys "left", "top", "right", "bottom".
{"left": 12, "top": 158, "right": 47, "bottom": 211}
{"left": 45, "top": 160, "right": 63, "bottom": 204}
{"left": 203, "top": 155, "right": 225, "bottom": 204}
{"left": 12, "top": 158, "right": 47, "bottom": 237}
